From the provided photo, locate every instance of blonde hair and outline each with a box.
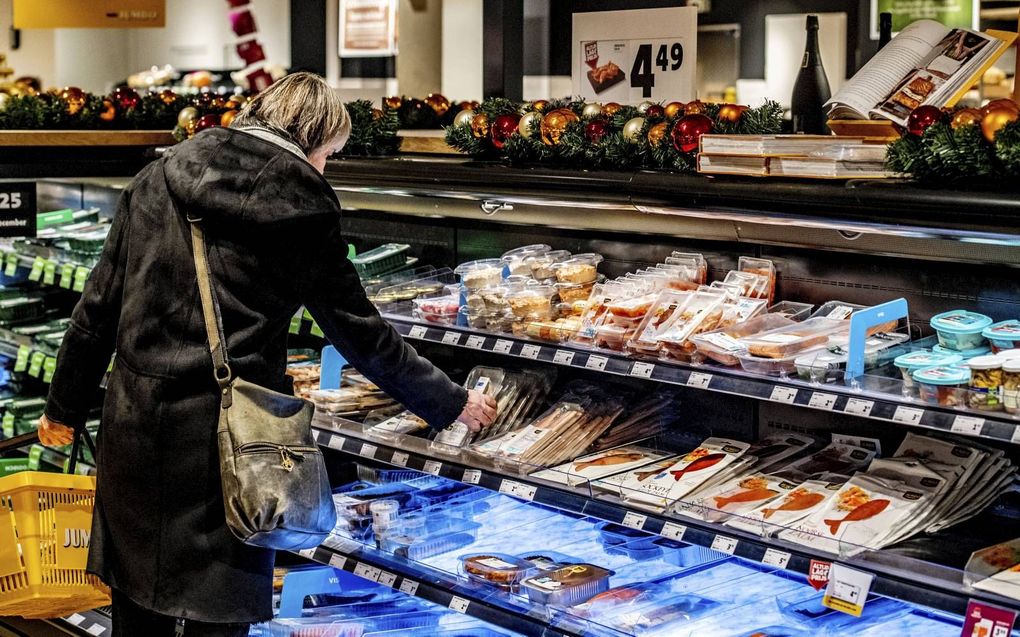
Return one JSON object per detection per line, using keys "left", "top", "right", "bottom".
{"left": 231, "top": 72, "right": 350, "bottom": 155}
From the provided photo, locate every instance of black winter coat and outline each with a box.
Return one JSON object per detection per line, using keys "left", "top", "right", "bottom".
{"left": 44, "top": 127, "right": 468, "bottom": 623}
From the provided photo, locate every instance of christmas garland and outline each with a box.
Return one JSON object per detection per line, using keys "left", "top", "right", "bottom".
{"left": 886, "top": 100, "right": 1020, "bottom": 184}
{"left": 444, "top": 97, "right": 783, "bottom": 172}
{"left": 381, "top": 94, "right": 477, "bottom": 129}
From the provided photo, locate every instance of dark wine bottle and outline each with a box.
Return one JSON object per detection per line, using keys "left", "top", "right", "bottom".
{"left": 879, "top": 12, "right": 893, "bottom": 49}
{"left": 790, "top": 15, "right": 832, "bottom": 135}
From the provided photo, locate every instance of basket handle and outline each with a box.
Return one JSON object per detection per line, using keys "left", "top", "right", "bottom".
{"left": 0, "top": 427, "right": 96, "bottom": 474}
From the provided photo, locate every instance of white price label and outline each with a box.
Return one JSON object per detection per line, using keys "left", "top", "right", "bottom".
{"left": 297, "top": 547, "right": 317, "bottom": 560}
{"left": 66, "top": 614, "right": 86, "bottom": 626}
{"left": 710, "top": 535, "right": 738, "bottom": 555}
{"left": 844, "top": 398, "right": 874, "bottom": 417}
{"left": 462, "top": 469, "right": 482, "bottom": 485}
{"left": 823, "top": 563, "right": 874, "bottom": 617}
{"left": 586, "top": 354, "right": 609, "bottom": 371}
{"left": 311, "top": 429, "right": 323, "bottom": 444}
{"left": 687, "top": 372, "right": 713, "bottom": 389}
{"left": 621, "top": 512, "right": 647, "bottom": 530}
{"left": 892, "top": 406, "right": 924, "bottom": 425}
{"left": 360, "top": 443, "right": 377, "bottom": 459}
{"left": 354, "top": 562, "right": 381, "bottom": 582}
{"left": 408, "top": 325, "right": 428, "bottom": 339}
{"left": 378, "top": 571, "right": 397, "bottom": 588}
{"left": 809, "top": 392, "right": 838, "bottom": 410}
{"left": 423, "top": 460, "right": 442, "bottom": 475}
{"left": 494, "top": 339, "right": 514, "bottom": 354}
{"left": 1012, "top": 427, "right": 1020, "bottom": 444}
{"left": 449, "top": 596, "right": 471, "bottom": 614}
{"left": 630, "top": 361, "right": 655, "bottom": 378}
{"left": 574, "top": 30, "right": 695, "bottom": 103}
{"left": 553, "top": 350, "right": 575, "bottom": 365}
{"left": 327, "top": 434, "right": 346, "bottom": 451}
{"left": 660, "top": 522, "right": 687, "bottom": 541}
{"left": 86, "top": 625, "right": 107, "bottom": 636}
{"left": 329, "top": 554, "right": 348, "bottom": 570}
{"left": 399, "top": 579, "right": 419, "bottom": 596}
{"left": 951, "top": 415, "right": 985, "bottom": 436}
{"left": 762, "top": 548, "right": 791, "bottom": 569}
{"left": 499, "top": 479, "right": 537, "bottom": 501}
{"left": 391, "top": 451, "right": 409, "bottom": 467}
{"left": 770, "top": 386, "right": 798, "bottom": 404}
{"left": 521, "top": 344, "right": 541, "bottom": 359}
{"left": 442, "top": 331, "right": 462, "bottom": 345}
{"left": 466, "top": 335, "right": 486, "bottom": 349}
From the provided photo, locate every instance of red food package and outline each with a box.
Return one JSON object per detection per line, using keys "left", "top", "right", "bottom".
{"left": 246, "top": 67, "right": 274, "bottom": 92}
{"left": 236, "top": 39, "right": 266, "bottom": 65}
{"left": 230, "top": 9, "right": 257, "bottom": 37}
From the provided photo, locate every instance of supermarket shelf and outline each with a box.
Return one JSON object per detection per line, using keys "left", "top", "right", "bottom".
{"left": 384, "top": 314, "right": 1020, "bottom": 446}
{"left": 311, "top": 417, "right": 1020, "bottom": 618}
{"left": 293, "top": 535, "right": 589, "bottom": 637}
{"left": 58, "top": 608, "right": 111, "bottom": 635}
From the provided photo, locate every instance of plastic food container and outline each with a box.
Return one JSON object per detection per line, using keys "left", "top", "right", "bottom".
{"left": 738, "top": 317, "right": 848, "bottom": 359}
{"left": 381, "top": 521, "right": 482, "bottom": 561}
{"left": 669, "top": 252, "right": 708, "bottom": 284}
{"left": 521, "top": 563, "right": 614, "bottom": 606}
{"left": 501, "top": 244, "right": 551, "bottom": 276}
{"left": 552, "top": 255, "right": 603, "bottom": 285}
{"left": 527, "top": 250, "right": 571, "bottom": 280}
{"left": 413, "top": 295, "right": 460, "bottom": 325}
{"left": 692, "top": 314, "right": 797, "bottom": 366}
{"left": 983, "top": 320, "right": 1020, "bottom": 353}
{"left": 967, "top": 355, "right": 1004, "bottom": 411}
{"left": 507, "top": 285, "right": 556, "bottom": 319}
{"left": 913, "top": 365, "right": 969, "bottom": 407}
{"left": 998, "top": 349, "right": 1020, "bottom": 359}
{"left": 369, "top": 499, "right": 401, "bottom": 533}
{"left": 595, "top": 522, "right": 660, "bottom": 550}
{"left": 594, "top": 323, "right": 633, "bottom": 351}
{"left": 478, "top": 286, "right": 511, "bottom": 313}
{"left": 1002, "top": 358, "right": 1020, "bottom": 415}
{"left": 930, "top": 310, "right": 993, "bottom": 351}
{"left": 350, "top": 243, "right": 410, "bottom": 277}
{"left": 739, "top": 256, "right": 776, "bottom": 302}
{"left": 795, "top": 332, "right": 909, "bottom": 383}
{"left": 810, "top": 300, "right": 864, "bottom": 321}
{"left": 517, "top": 552, "right": 583, "bottom": 571}
{"left": 767, "top": 301, "right": 814, "bottom": 321}
{"left": 524, "top": 317, "right": 581, "bottom": 343}
{"left": 460, "top": 554, "right": 538, "bottom": 590}
{"left": 894, "top": 350, "right": 963, "bottom": 390}
{"left": 932, "top": 343, "right": 991, "bottom": 360}
{"left": 556, "top": 281, "right": 595, "bottom": 305}
{"left": 455, "top": 259, "right": 505, "bottom": 290}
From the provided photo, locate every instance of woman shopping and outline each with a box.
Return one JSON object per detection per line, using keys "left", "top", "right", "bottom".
{"left": 37, "top": 72, "right": 496, "bottom": 636}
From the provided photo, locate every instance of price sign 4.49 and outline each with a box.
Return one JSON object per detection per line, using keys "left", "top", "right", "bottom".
{"left": 631, "top": 41, "right": 685, "bottom": 98}
{"left": 0, "top": 182, "right": 36, "bottom": 238}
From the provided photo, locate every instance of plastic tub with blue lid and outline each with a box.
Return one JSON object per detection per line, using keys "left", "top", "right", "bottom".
{"left": 912, "top": 365, "right": 969, "bottom": 407}
{"left": 930, "top": 310, "right": 992, "bottom": 351}
{"left": 894, "top": 350, "right": 963, "bottom": 389}
{"left": 983, "top": 319, "right": 1020, "bottom": 354}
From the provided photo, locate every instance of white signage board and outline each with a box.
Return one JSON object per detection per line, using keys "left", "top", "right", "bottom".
{"left": 339, "top": 0, "right": 398, "bottom": 58}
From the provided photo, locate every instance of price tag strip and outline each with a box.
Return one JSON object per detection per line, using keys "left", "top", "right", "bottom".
{"left": 621, "top": 512, "right": 647, "bottom": 530}
{"left": 822, "top": 563, "right": 874, "bottom": 617}
{"left": 462, "top": 469, "right": 482, "bottom": 485}
{"left": 660, "top": 522, "right": 687, "bottom": 541}
{"left": 687, "top": 372, "right": 713, "bottom": 389}
{"left": 465, "top": 335, "right": 486, "bottom": 349}
{"left": 391, "top": 451, "right": 410, "bottom": 467}
{"left": 408, "top": 325, "right": 428, "bottom": 339}
{"left": 762, "top": 548, "right": 791, "bottom": 569}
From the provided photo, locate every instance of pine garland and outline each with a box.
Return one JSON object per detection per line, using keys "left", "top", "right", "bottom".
{"left": 886, "top": 115, "right": 1020, "bottom": 185}
{"left": 446, "top": 97, "right": 782, "bottom": 173}
{"left": 0, "top": 92, "right": 180, "bottom": 130}
{"left": 339, "top": 99, "right": 400, "bottom": 157}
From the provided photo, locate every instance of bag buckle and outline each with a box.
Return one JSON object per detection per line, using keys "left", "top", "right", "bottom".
{"left": 214, "top": 363, "right": 232, "bottom": 386}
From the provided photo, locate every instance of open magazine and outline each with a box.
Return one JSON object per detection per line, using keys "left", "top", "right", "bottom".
{"left": 826, "top": 20, "right": 1015, "bottom": 127}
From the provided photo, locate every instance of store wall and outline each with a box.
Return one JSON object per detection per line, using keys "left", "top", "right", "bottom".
{"left": 397, "top": 0, "right": 443, "bottom": 97}
{"left": 0, "top": 0, "right": 56, "bottom": 86}
{"left": 442, "top": 0, "right": 484, "bottom": 99}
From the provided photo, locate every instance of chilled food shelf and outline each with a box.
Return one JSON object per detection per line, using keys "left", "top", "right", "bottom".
{"left": 384, "top": 314, "right": 1020, "bottom": 445}
{"left": 310, "top": 417, "right": 1019, "bottom": 618}
{"left": 59, "top": 608, "right": 112, "bottom": 635}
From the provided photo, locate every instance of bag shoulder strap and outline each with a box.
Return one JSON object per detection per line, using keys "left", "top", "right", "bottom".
{"left": 188, "top": 218, "right": 233, "bottom": 394}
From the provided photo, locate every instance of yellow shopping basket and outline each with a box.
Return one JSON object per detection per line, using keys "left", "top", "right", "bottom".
{"left": 0, "top": 430, "right": 109, "bottom": 618}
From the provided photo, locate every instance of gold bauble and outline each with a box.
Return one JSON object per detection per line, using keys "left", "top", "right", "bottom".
{"left": 981, "top": 98, "right": 1019, "bottom": 117}
{"left": 158, "top": 89, "right": 178, "bottom": 105}
{"left": 950, "top": 108, "right": 981, "bottom": 130}
{"left": 453, "top": 109, "right": 475, "bottom": 128}
{"left": 539, "top": 108, "right": 579, "bottom": 146}
{"left": 177, "top": 106, "right": 199, "bottom": 128}
{"left": 531, "top": 99, "right": 550, "bottom": 113}
{"left": 383, "top": 95, "right": 402, "bottom": 110}
{"left": 518, "top": 111, "right": 542, "bottom": 139}
{"left": 371, "top": 108, "right": 385, "bottom": 121}
{"left": 601, "top": 102, "right": 622, "bottom": 117}
{"left": 622, "top": 117, "right": 646, "bottom": 144}
{"left": 684, "top": 100, "right": 707, "bottom": 115}
{"left": 717, "top": 103, "right": 748, "bottom": 124}
{"left": 581, "top": 102, "right": 602, "bottom": 119}
{"left": 981, "top": 105, "right": 1019, "bottom": 143}
{"left": 228, "top": 94, "right": 248, "bottom": 108}
{"left": 424, "top": 92, "right": 451, "bottom": 116}
{"left": 637, "top": 101, "right": 654, "bottom": 114}
{"left": 59, "top": 86, "right": 86, "bottom": 115}
{"left": 663, "top": 101, "right": 684, "bottom": 119}
{"left": 471, "top": 113, "right": 490, "bottom": 138}
{"left": 220, "top": 110, "right": 238, "bottom": 127}
{"left": 99, "top": 98, "right": 117, "bottom": 122}
{"left": 647, "top": 121, "right": 669, "bottom": 147}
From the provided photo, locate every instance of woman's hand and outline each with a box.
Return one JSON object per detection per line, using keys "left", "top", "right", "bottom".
{"left": 38, "top": 415, "right": 75, "bottom": 447}
{"left": 456, "top": 389, "right": 498, "bottom": 433}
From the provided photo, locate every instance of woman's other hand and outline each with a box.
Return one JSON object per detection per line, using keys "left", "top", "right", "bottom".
{"left": 456, "top": 389, "right": 498, "bottom": 433}
{"left": 38, "top": 414, "right": 75, "bottom": 447}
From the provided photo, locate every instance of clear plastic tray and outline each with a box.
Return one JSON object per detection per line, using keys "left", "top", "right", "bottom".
{"left": 521, "top": 563, "right": 614, "bottom": 606}
{"left": 691, "top": 313, "right": 798, "bottom": 366}
{"left": 507, "top": 285, "right": 557, "bottom": 319}
{"left": 552, "top": 254, "right": 604, "bottom": 284}
{"left": 527, "top": 250, "right": 571, "bottom": 280}
{"left": 738, "top": 317, "right": 848, "bottom": 359}
{"left": 501, "top": 244, "right": 551, "bottom": 276}
{"left": 794, "top": 332, "right": 910, "bottom": 383}
{"left": 767, "top": 301, "right": 814, "bottom": 321}
{"left": 454, "top": 258, "right": 505, "bottom": 290}
{"left": 459, "top": 553, "right": 538, "bottom": 589}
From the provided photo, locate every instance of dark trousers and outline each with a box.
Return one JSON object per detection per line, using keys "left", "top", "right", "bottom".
{"left": 112, "top": 590, "right": 251, "bottom": 637}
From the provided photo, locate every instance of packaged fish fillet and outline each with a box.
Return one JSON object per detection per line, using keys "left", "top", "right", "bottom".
{"left": 745, "top": 433, "right": 817, "bottom": 473}
{"left": 529, "top": 444, "right": 674, "bottom": 487}
{"left": 617, "top": 438, "right": 750, "bottom": 510}
{"left": 592, "top": 455, "right": 683, "bottom": 497}
{"left": 674, "top": 472, "right": 797, "bottom": 523}
{"left": 778, "top": 473, "right": 929, "bottom": 554}
{"left": 773, "top": 442, "right": 876, "bottom": 482}
{"left": 567, "top": 581, "right": 666, "bottom": 617}
{"left": 725, "top": 474, "right": 848, "bottom": 537}
{"left": 863, "top": 457, "right": 950, "bottom": 547}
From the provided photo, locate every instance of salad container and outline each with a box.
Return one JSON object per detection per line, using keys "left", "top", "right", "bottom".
{"left": 893, "top": 350, "right": 963, "bottom": 391}
{"left": 983, "top": 320, "right": 1020, "bottom": 353}
{"left": 967, "top": 355, "right": 1004, "bottom": 411}
{"left": 930, "top": 310, "right": 993, "bottom": 351}
{"left": 454, "top": 258, "right": 505, "bottom": 290}
{"left": 913, "top": 365, "right": 970, "bottom": 407}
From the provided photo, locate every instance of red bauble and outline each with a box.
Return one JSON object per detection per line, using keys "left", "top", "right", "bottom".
{"left": 490, "top": 113, "right": 521, "bottom": 149}
{"left": 111, "top": 86, "right": 140, "bottom": 111}
{"left": 671, "top": 114, "right": 713, "bottom": 153}
{"left": 906, "top": 105, "right": 944, "bottom": 136}
{"left": 645, "top": 104, "right": 665, "bottom": 119}
{"left": 584, "top": 119, "right": 609, "bottom": 143}
{"left": 194, "top": 114, "right": 221, "bottom": 134}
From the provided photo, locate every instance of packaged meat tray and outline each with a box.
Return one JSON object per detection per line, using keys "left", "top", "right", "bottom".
{"left": 648, "top": 289, "right": 729, "bottom": 360}
{"left": 412, "top": 295, "right": 460, "bottom": 325}
{"left": 794, "top": 331, "right": 909, "bottom": 383}
{"left": 521, "top": 563, "right": 614, "bottom": 606}
{"left": 737, "top": 317, "right": 848, "bottom": 359}
{"left": 458, "top": 553, "right": 538, "bottom": 590}
{"left": 380, "top": 520, "right": 482, "bottom": 561}
{"left": 517, "top": 551, "right": 584, "bottom": 571}
{"left": 674, "top": 472, "right": 799, "bottom": 524}
{"left": 691, "top": 313, "right": 797, "bottom": 366}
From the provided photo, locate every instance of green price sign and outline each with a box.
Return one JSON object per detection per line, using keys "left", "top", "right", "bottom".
{"left": 871, "top": 0, "right": 978, "bottom": 39}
